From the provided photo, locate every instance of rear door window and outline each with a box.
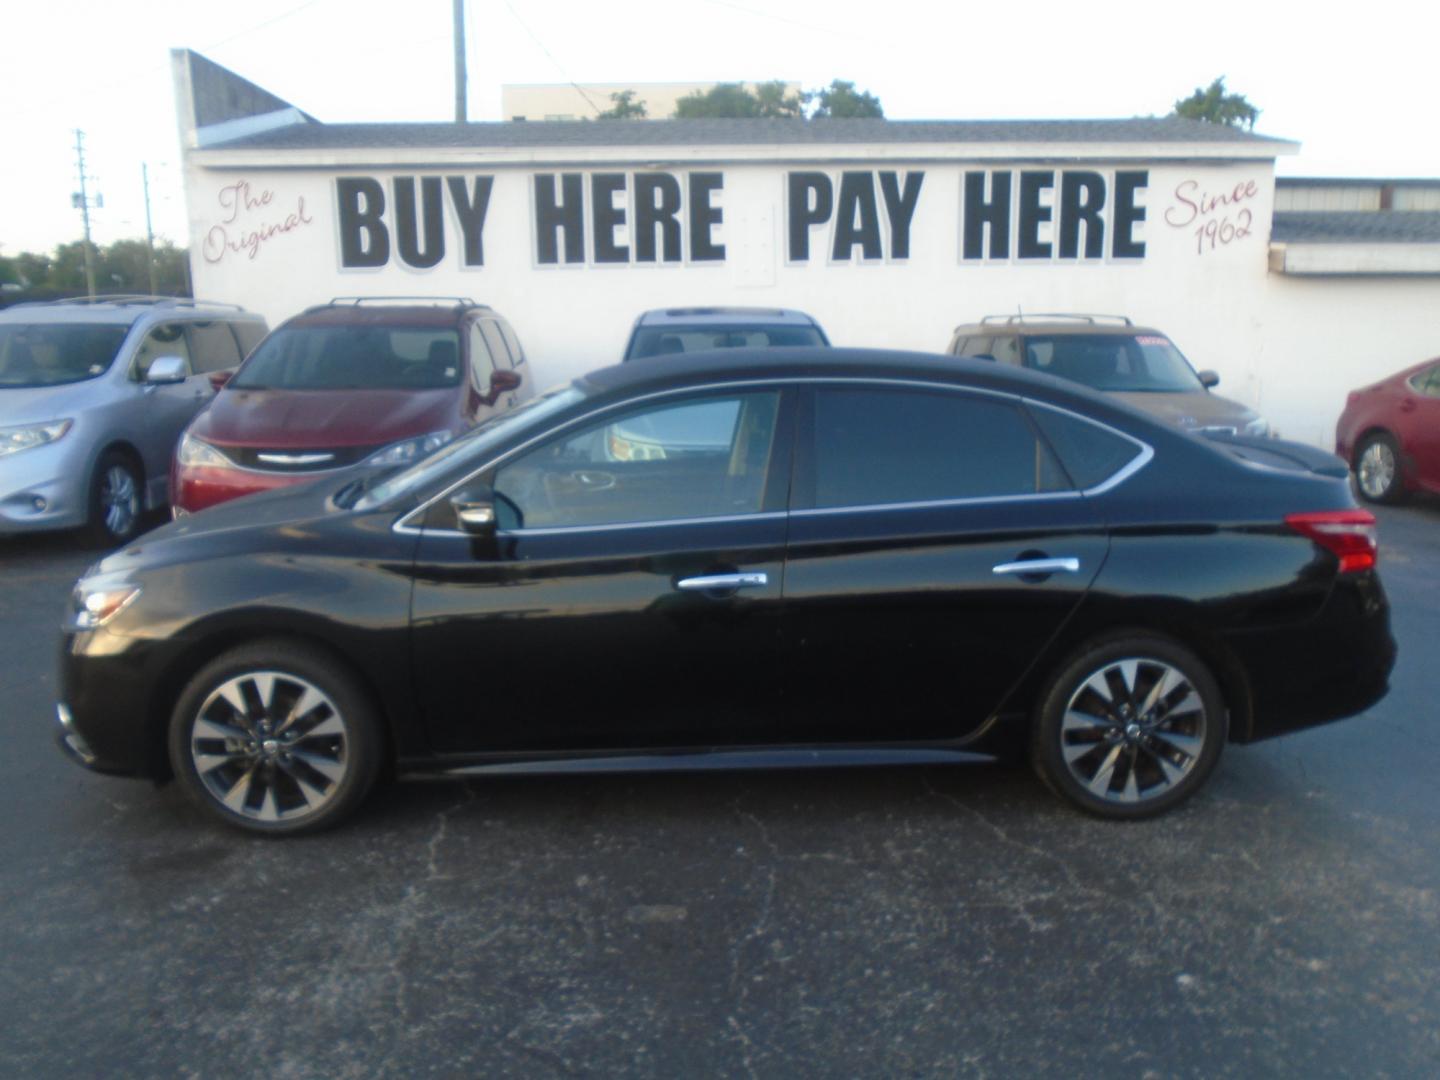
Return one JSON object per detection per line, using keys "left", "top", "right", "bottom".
{"left": 800, "top": 387, "right": 1069, "bottom": 509}
{"left": 186, "top": 320, "right": 243, "bottom": 374}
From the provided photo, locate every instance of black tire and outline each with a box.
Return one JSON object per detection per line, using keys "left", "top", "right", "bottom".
{"left": 1030, "top": 634, "right": 1226, "bottom": 820}
{"left": 1353, "top": 432, "right": 1407, "bottom": 505}
{"left": 87, "top": 449, "right": 144, "bottom": 547}
{"left": 167, "top": 641, "right": 384, "bottom": 836}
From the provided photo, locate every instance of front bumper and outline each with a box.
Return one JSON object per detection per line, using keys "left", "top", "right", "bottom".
{"left": 56, "top": 625, "right": 167, "bottom": 778}
{"left": 0, "top": 444, "right": 89, "bottom": 533}
{"left": 173, "top": 463, "right": 312, "bottom": 514}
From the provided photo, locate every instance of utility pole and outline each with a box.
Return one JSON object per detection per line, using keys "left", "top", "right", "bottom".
{"left": 453, "top": 0, "right": 467, "bottom": 123}
{"left": 72, "top": 129, "right": 99, "bottom": 299}
{"left": 141, "top": 163, "right": 158, "bottom": 295}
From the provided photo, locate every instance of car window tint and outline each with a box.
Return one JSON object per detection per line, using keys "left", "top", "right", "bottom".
{"left": 131, "top": 322, "right": 192, "bottom": 379}
{"left": 186, "top": 320, "right": 243, "bottom": 373}
{"left": 628, "top": 325, "right": 825, "bottom": 359}
{"left": 494, "top": 392, "right": 781, "bottom": 529}
{"left": 809, "top": 388, "right": 1066, "bottom": 508}
{"left": 497, "top": 319, "right": 527, "bottom": 367}
{"left": 233, "top": 321, "right": 268, "bottom": 358}
{"left": 1028, "top": 404, "right": 1144, "bottom": 490}
{"left": 479, "top": 320, "right": 512, "bottom": 369}
{"left": 1410, "top": 364, "right": 1440, "bottom": 397}
{"left": 991, "top": 336, "right": 1021, "bottom": 364}
{"left": 957, "top": 336, "right": 994, "bottom": 358}
{"left": 469, "top": 323, "right": 498, "bottom": 394}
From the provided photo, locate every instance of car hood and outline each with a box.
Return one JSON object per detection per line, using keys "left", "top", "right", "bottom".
{"left": 193, "top": 387, "right": 459, "bottom": 448}
{"left": 0, "top": 380, "right": 109, "bottom": 425}
{"left": 1109, "top": 390, "right": 1260, "bottom": 432}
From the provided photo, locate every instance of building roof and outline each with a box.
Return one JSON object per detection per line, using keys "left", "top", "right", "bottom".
{"left": 212, "top": 115, "right": 1291, "bottom": 152}
{"left": 1271, "top": 212, "right": 1440, "bottom": 244}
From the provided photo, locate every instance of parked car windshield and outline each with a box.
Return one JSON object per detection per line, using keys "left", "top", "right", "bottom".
{"left": 1023, "top": 334, "right": 1205, "bottom": 393}
{"left": 0, "top": 323, "right": 130, "bottom": 388}
{"left": 628, "top": 325, "right": 825, "bottom": 359}
{"left": 230, "top": 326, "right": 463, "bottom": 391}
{"left": 355, "top": 384, "right": 586, "bottom": 510}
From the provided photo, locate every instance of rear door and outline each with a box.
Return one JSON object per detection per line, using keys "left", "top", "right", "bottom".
{"left": 780, "top": 382, "right": 1110, "bottom": 744}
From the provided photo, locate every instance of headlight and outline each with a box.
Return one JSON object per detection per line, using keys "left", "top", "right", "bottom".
{"left": 365, "top": 430, "right": 453, "bottom": 468}
{"left": 70, "top": 577, "right": 141, "bottom": 629}
{"left": 1244, "top": 417, "right": 1272, "bottom": 438}
{"left": 0, "top": 419, "right": 71, "bottom": 458}
{"left": 177, "top": 431, "right": 231, "bottom": 469}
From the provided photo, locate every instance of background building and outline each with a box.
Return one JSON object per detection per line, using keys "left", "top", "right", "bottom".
{"left": 174, "top": 50, "right": 1440, "bottom": 449}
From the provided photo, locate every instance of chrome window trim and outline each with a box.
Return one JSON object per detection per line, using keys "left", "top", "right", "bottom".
{"left": 394, "top": 375, "right": 1153, "bottom": 537}
{"left": 1021, "top": 397, "right": 1155, "bottom": 496}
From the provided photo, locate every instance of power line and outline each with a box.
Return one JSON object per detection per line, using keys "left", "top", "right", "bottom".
{"left": 499, "top": 0, "right": 604, "bottom": 117}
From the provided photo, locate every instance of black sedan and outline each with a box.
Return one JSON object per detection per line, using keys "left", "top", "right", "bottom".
{"left": 57, "top": 349, "right": 1395, "bottom": 834}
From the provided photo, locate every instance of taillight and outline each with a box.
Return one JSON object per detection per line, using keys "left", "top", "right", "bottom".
{"left": 1285, "top": 510, "right": 1378, "bottom": 573}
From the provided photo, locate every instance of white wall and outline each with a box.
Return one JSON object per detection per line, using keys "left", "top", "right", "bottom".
{"left": 184, "top": 155, "right": 1440, "bottom": 451}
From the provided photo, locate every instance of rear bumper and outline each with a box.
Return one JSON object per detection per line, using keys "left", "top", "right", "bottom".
{"left": 1227, "top": 571, "right": 1395, "bottom": 743}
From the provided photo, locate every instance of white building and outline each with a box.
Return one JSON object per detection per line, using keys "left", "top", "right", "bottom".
{"left": 173, "top": 50, "right": 1440, "bottom": 449}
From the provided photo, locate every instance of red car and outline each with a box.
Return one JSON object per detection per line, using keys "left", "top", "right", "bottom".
{"left": 173, "top": 299, "right": 528, "bottom": 514}
{"left": 1336, "top": 357, "right": 1440, "bottom": 503}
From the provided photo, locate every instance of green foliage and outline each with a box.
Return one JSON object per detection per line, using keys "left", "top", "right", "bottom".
{"left": 808, "top": 80, "right": 884, "bottom": 119}
{"left": 0, "top": 238, "right": 191, "bottom": 299}
{"left": 672, "top": 79, "right": 875, "bottom": 120}
{"left": 674, "top": 83, "right": 764, "bottom": 119}
{"left": 1173, "top": 77, "right": 1260, "bottom": 130}
{"left": 597, "top": 90, "right": 648, "bottom": 120}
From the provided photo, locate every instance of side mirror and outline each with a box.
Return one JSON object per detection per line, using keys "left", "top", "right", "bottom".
{"left": 450, "top": 491, "right": 497, "bottom": 537}
{"left": 486, "top": 368, "right": 523, "bottom": 404}
{"left": 1197, "top": 370, "right": 1220, "bottom": 389}
{"left": 208, "top": 369, "right": 235, "bottom": 393}
{"left": 146, "top": 356, "right": 187, "bottom": 384}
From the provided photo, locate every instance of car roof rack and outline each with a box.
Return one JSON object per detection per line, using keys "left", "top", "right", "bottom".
{"left": 978, "top": 313, "right": 1134, "bottom": 327}
{"left": 44, "top": 294, "right": 248, "bottom": 311}
{"left": 327, "top": 296, "right": 482, "bottom": 307}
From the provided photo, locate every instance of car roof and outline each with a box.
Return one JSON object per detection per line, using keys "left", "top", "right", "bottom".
{"left": 0, "top": 296, "right": 258, "bottom": 326}
{"left": 634, "top": 307, "right": 821, "bottom": 328}
{"left": 285, "top": 299, "right": 492, "bottom": 330}
{"left": 953, "top": 317, "right": 1166, "bottom": 338}
{"left": 581, "top": 345, "right": 1143, "bottom": 416}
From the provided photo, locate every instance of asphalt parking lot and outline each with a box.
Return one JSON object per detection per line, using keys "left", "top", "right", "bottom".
{"left": 1, "top": 501, "right": 1438, "bottom": 1078}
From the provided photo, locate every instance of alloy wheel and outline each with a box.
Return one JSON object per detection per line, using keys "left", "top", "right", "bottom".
{"left": 189, "top": 671, "right": 349, "bottom": 824}
{"left": 1357, "top": 440, "right": 1396, "bottom": 501}
{"left": 1058, "top": 657, "right": 1207, "bottom": 804}
{"left": 100, "top": 464, "right": 139, "bottom": 539}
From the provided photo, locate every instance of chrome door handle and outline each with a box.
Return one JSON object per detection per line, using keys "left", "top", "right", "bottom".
{"left": 992, "top": 557, "right": 1080, "bottom": 576}
{"left": 676, "top": 572, "right": 769, "bottom": 591}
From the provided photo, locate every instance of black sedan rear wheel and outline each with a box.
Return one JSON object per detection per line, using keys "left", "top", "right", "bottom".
{"left": 168, "top": 642, "right": 383, "bottom": 835}
{"left": 1031, "top": 634, "right": 1226, "bottom": 819}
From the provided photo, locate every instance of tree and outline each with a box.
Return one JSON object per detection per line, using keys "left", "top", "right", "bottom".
{"left": 674, "top": 82, "right": 763, "bottom": 119}
{"left": 672, "top": 79, "right": 880, "bottom": 120}
{"left": 597, "top": 90, "right": 648, "bottom": 120}
{"left": 807, "top": 80, "right": 884, "bottom": 119}
{"left": 0, "top": 238, "right": 190, "bottom": 298}
{"left": 1173, "top": 77, "right": 1259, "bottom": 130}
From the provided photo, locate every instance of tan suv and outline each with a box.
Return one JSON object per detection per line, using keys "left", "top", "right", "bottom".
{"left": 946, "top": 314, "right": 1271, "bottom": 437}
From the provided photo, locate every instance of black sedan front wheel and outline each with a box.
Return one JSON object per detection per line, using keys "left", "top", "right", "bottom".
{"left": 168, "top": 642, "right": 383, "bottom": 835}
{"left": 1032, "top": 635, "right": 1226, "bottom": 819}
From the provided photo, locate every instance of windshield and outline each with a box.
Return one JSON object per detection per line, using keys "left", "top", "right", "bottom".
{"left": 231, "top": 326, "right": 463, "bottom": 391}
{"left": 0, "top": 324, "right": 129, "bottom": 388}
{"left": 627, "top": 324, "right": 826, "bottom": 359}
{"left": 355, "top": 384, "right": 587, "bottom": 510}
{"left": 1022, "top": 334, "right": 1205, "bottom": 393}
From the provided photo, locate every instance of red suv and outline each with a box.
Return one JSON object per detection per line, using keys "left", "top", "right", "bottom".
{"left": 173, "top": 298, "right": 529, "bottom": 514}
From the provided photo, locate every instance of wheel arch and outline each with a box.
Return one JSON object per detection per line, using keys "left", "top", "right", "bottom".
{"left": 144, "top": 625, "right": 398, "bottom": 782}
{"left": 1006, "top": 609, "right": 1257, "bottom": 744}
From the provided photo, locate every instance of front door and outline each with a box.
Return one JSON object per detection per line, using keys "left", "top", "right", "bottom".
{"left": 780, "top": 384, "right": 1109, "bottom": 745}
{"left": 410, "top": 387, "right": 795, "bottom": 754}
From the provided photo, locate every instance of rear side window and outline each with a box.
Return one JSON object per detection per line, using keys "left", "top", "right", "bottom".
{"left": 1028, "top": 404, "right": 1145, "bottom": 490}
{"left": 805, "top": 388, "right": 1068, "bottom": 509}
{"left": 187, "top": 321, "right": 243, "bottom": 374}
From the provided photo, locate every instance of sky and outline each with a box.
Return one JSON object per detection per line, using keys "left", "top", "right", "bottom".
{"left": 1, "top": 0, "right": 1435, "bottom": 258}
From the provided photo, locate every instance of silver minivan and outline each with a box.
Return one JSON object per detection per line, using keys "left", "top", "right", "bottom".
{"left": 0, "top": 296, "right": 268, "bottom": 544}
